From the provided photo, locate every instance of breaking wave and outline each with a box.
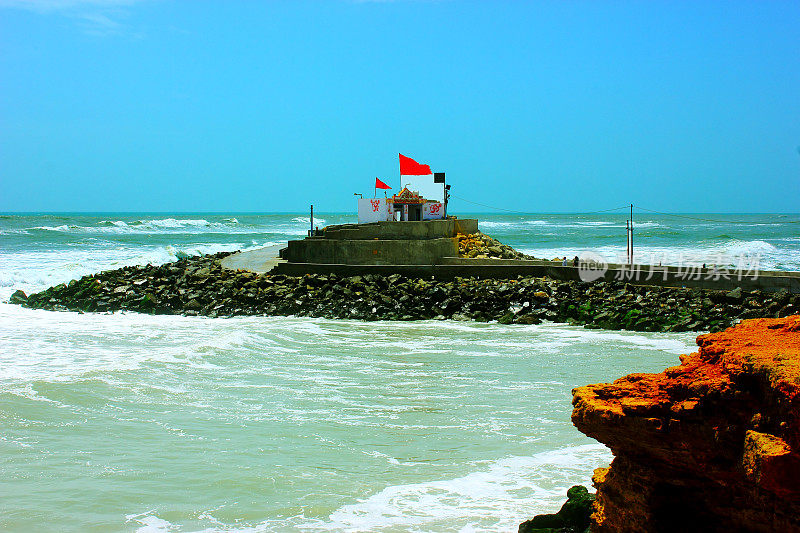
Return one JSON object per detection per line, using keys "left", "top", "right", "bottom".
{"left": 30, "top": 218, "right": 241, "bottom": 235}
{"left": 293, "top": 216, "right": 327, "bottom": 226}
{"left": 719, "top": 239, "right": 777, "bottom": 256}
{"left": 479, "top": 220, "right": 662, "bottom": 230}
{"left": 518, "top": 238, "right": 796, "bottom": 271}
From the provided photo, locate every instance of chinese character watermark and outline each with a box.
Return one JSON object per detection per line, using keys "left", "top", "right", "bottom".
{"left": 576, "top": 250, "right": 762, "bottom": 282}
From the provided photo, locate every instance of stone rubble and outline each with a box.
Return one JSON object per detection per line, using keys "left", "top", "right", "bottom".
{"left": 457, "top": 232, "right": 537, "bottom": 260}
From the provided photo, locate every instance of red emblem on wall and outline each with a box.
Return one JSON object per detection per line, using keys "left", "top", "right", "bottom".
{"left": 370, "top": 199, "right": 381, "bottom": 212}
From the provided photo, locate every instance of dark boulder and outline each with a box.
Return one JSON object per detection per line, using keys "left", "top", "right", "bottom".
{"left": 519, "top": 485, "right": 595, "bottom": 533}
{"left": 725, "top": 287, "right": 743, "bottom": 303}
{"left": 9, "top": 290, "right": 28, "bottom": 304}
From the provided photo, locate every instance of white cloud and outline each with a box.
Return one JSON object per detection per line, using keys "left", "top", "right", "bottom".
{"left": 0, "top": 0, "right": 142, "bottom": 12}
{"left": 0, "top": 0, "right": 151, "bottom": 37}
{"left": 75, "top": 11, "right": 126, "bottom": 36}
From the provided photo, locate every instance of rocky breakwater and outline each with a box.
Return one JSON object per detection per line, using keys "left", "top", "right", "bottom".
{"left": 571, "top": 316, "right": 800, "bottom": 532}
{"left": 457, "top": 232, "right": 536, "bottom": 260}
{"left": 10, "top": 253, "right": 797, "bottom": 332}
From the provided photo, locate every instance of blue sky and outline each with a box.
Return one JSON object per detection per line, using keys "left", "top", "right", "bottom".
{"left": 1, "top": 0, "right": 798, "bottom": 213}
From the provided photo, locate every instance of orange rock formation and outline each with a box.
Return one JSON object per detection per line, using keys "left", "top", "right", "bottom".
{"left": 572, "top": 316, "right": 800, "bottom": 532}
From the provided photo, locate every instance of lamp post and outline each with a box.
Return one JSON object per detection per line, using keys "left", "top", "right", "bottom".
{"left": 434, "top": 172, "right": 447, "bottom": 218}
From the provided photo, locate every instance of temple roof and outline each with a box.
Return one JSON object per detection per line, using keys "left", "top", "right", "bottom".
{"left": 390, "top": 187, "right": 432, "bottom": 204}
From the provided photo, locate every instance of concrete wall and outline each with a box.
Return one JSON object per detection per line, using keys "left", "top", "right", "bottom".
{"left": 357, "top": 198, "right": 394, "bottom": 223}
{"left": 283, "top": 237, "right": 458, "bottom": 265}
{"left": 422, "top": 202, "right": 444, "bottom": 220}
{"left": 321, "top": 219, "right": 478, "bottom": 241}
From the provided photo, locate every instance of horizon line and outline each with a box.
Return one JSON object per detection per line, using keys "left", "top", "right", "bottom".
{"left": 2, "top": 210, "right": 799, "bottom": 216}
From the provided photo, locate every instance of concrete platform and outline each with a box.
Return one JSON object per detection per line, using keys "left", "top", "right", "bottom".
{"left": 220, "top": 244, "right": 285, "bottom": 273}
{"left": 221, "top": 244, "right": 799, "bottom": 294}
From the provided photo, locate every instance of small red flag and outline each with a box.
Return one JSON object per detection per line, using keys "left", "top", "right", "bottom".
{"left": 399, "top": 153, "right": 432, "bottom": 175}
{"left": 375, "top": 177, "right": 392, "bottom": 190}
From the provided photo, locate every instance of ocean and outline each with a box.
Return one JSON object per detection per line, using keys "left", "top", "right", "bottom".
{"left": 1, "top": 212, "right": 798, "bottom": 532}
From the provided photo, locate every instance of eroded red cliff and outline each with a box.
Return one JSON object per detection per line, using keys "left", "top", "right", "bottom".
{"left": 572, "top": 315, "right": 800, "bottom": 532}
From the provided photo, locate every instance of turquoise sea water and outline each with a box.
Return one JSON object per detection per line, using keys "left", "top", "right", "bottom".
{"left": 1, "top": 212, "right": 797, "bottom": 531}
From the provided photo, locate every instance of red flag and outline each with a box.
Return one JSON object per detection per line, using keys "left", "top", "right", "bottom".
{"left": 399, "top": 153, "right": 432, "bottom": 175}
{"left": 375, "top": 177, "right": 392, "bottom": 190}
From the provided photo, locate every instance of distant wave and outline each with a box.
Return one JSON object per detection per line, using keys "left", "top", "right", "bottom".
{"left": 478, "top": 221, "right": 521, "bottom": 228}
{"left": 718, "top": 239, "right": 777, "bottom": 256}
{"left": 292, "top": 216, "right": 327, "bottom": 226}
{"left": 630, "top": 222, "right": 661, "bottom": 228}
{"left": 32, "top": 224, "right": 74, "bottom": 232}
{"left": 518, "top": 238, "right": 796, "bottom": 271}
{"left": 480, "top": 220, "right": 662, "bottom": 230}
{"left": 27, "top": 218, "right": 247, "bottom": 235}
{"left": 96, "top": 220, "right": 132, "bottom": 228}
{"left": 127, "top": 218, "right": 216, "bottom": 228}
{"left": 22, "top": 216, "right": 342, "bottom": 237}
{"left": 0, "top": 240, "right": 280, "bottom": 300}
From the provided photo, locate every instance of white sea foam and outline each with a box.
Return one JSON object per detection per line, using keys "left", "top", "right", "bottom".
{"left": 314, "top": 446, "right": 610, "bottom": 531}
{"left": 117, "top": 443, "right": 611, "bottom": 533}
{"left": 1, "top": 303, "right": 692, "bottom": 532}
{"left": 541, "top": 322, "right": 696, "bottom": 353}
{"left": 0, "top": 305, "right": 230, "bottom": 384}
{"left": 126, "top": 512, "right": 175, "bottom": 533}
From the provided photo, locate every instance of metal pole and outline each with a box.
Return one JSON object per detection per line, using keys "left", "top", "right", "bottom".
{"left": 310, "top": 204, "right": 314, "bottom": 236}
{"left": 626, "top": 219, "right": 630, "bottom": 265}
{"left": 630, "top": 203, "right": 634, "bottom": 265}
